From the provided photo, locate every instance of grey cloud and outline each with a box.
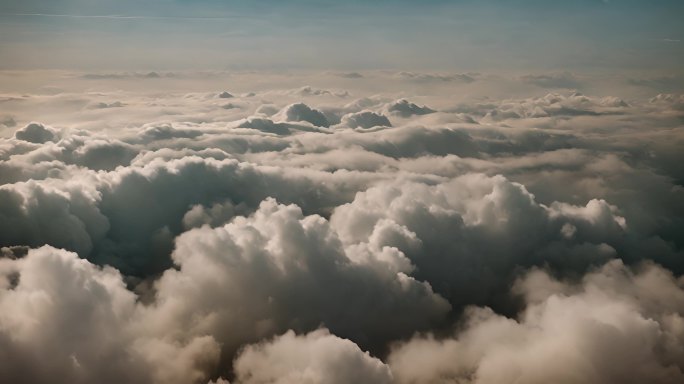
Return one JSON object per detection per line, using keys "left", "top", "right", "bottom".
{"left": 274, "top": 103, "right": 330, "bottom": 127}
{"left": 340, "top": 110, "right": 392, "bottom": 129}
{"left": 221, "top": 103, "right": 240, "bottom": 110}
{"left": 89, "top": 101, "right": 125, "bottom": 109}
{"left": 1, "top": 116, "right": 17, "bottom": 128}
{"left": 80, "top": 72, "right": 176, "bottom": 80}
{"left": 72, "top": 139, "right": 138, "bottom": 171}
{"left": 293, "top": 86, "right": 349, "bottom": 98}
{"left": 520, "top": 72, "right": 582, "bottom": 89}
{"left": 14, "top": 122, "right": 59, "bottom": 143}
{"left": 139, "top": 124, "right": 204, "bottom": 142}
{"left": 0, "top": 180, "right": 109, "bottom": 256}
{"left": 396, "top": 71, "right": 476, "bottom": 84}
{"left": 450, "top": 92, "right": 629, "bottom": 121}
{"left": 255, "top": 104, "right": 279, "bottom": 116}
{"left": 386, "top": 99, "right": 436, "bottom": 117}
{"left": 336, "top": 72, "right": 364, "bottom": 79}
{"left": 650, "top": 93, "right": 684, "bottom": 111}
{"left": 237, "top": 117, "right": 295, "bottom": 135}
{"left": 628, "top": 76, "right": 684, "bottom": 93}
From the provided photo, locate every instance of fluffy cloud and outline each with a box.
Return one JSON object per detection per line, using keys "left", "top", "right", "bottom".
{"left": 389, "top": 260, "right": 684, "bottom": 384}
{"left": 331, "top": 174, "right": 629, "bottom": 310}
{"left": 0, "top": 178, "right": 109, "bottom": 256}
{"left": 274, "top": 103, "right": 330, "bottom": 127}
{"left": 0, "top": 246, "right": 219, "bottom": 384}
{"left": 14, "top": 122, "right": 60, "bottom": 143}
{"left": 386, "top": 99, "right": 435, "bottom": 117}
{"left": 340, "top": 110, "right": 392, "bottom": 129}
{"left": 231, "top": 329, "right": 393, "bottom": 384}
{"left": 141, "top": 198, "right": 448, "bottom": 369}
{"left": 0, "top": 70, "right": 682, "bottom": 383}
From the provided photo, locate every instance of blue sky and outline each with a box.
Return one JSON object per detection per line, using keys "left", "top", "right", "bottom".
{"left": 1, "top": 0, "right": 682, "bottom": 71}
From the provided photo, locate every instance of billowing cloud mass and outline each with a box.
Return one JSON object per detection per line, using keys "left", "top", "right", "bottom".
{"left": 0, "top": 70, "right": 683, "bottom": 383}
{"left": 232, "top": 329, "right": 393, "bottom": 384}
{"left": 341, "top": 110, "right": 392, "bottom": 129}
{"left": 389, "top": 260, "right": 684, "bottom": 384}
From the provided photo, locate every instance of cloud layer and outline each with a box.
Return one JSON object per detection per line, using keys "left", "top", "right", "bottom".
{"left": 0, "top": 70, "right": 683, "bottom": 383}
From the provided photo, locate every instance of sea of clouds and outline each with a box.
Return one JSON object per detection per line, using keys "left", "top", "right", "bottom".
{"left": 1, "top": 70, "right": 683, "bottom": 383}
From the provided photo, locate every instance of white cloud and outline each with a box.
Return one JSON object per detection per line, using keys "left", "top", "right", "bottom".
{"left": 232, "top": 329, "right": 393, "bottom": 384}
{"left": 140, "top": 198, "right": 449, "bottom": 364}
{"left": 0, "top": 70, "right": 683, "bottom": 383}
{"left": 389, "top": 260, "right": 684, "bottom": 384}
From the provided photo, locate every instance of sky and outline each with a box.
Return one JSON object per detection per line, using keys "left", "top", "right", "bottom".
{"left": 1, "top": 0, "right": 683, "bottom": 71}
{"left": 1, "top": 2, "right": 684, "bottom": 384}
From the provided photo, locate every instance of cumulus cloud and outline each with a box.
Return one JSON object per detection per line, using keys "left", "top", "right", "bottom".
{"left": 340, "top": 110, "right": 392, "bottom": 129}
{"left": 0, "top": 246, "right": 221, "bottom": 384}
{"left": 142, "top": 198, "right": 448, "bottom": 368}
{"left": 386, "top": 99, "right": 436, "bottom": 117}
{"left": 0, "top": 70, "right": 682, "bottom": 383}
{"left": 330, "top": 174, "right": 631, "bottom": 310}
{"left": 274, "top": 103, "right": 330, "bottom": 127}
{"left": 139, "top": 124, "right": 203, "bottom": 141}
{"left": 14, "top": 122, "right": 59, "bottom": 143}
{"left": 389, "top": 260, "right": 684, "bottom": 384}
{"left": 231, "top": 329, "right": 393, "bottom": 384}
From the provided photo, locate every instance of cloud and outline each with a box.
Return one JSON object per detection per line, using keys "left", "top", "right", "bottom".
{"left": 0, "top": 246, "right": 221, "bottom": 384}
{"left": 14, "top": 122, "right": 59, "bottom": 143}
{"left": 0, "top": 179, "right": 109, "bottom": 256}
{"left": 81, "top": 72, "right": 176, "bottom": 80}
{"left": 386, "top": 99, "right": 435, "bottom": 117}
{"left": 396, "top": 71, "right": 476, "bottom": 83}
{"left": 335, "top": 72, "right": 364, "bottom": 79}
{"left": 0, "top": 70, "right": 683, "bottom": 383}
{"left": 291, "top": 86, "right": 349, "bottom": 98}
{"left": 1, "top": 116, "right": 17, "bottom": 128}
{"left": 231, "top": 329, "right": 393, "bottom": 384}
{"left": 628, "top": 76, "right": 684, "bottom": 93}
{"left": 340, "top": 110, "right": 392, "bottom": 129}
{"left": 520, "top": 72, "right": 582, "bottom": 89}
{"left": 142, "top": 198, "right": 449, "bottom": 369}
{"left": 331, "top": 174, "right": 631, "bottom": 310}
{"left": 389, "top": 260, "right": 684, "bottom": 384}
{"left": 138, "top": 124, "right": 203, "bottom": 142}
{"left": 89, "top": 101, "right": 125, "bottom": 109}
{"left": 274, "top": 103, "right": 330, "bottom": 127}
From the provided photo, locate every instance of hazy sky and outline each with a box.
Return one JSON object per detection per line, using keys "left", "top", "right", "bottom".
{"left": 1, "top": 0, "right": 683, "bottom": 71}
